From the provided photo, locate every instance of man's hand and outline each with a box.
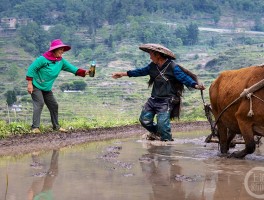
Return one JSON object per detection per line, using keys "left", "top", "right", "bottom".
{"left": 112, "top": 72, "right": 127, "bottom": 79}
{"left": 195, "top": 84, "right": 206, "bottom": 90}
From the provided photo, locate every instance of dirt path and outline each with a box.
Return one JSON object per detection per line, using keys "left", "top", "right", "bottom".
{"left": 0, "top": 121, "right": 210, "bottom": 156}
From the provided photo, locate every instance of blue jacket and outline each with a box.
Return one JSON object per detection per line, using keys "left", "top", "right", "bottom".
{"left": 127, "top": 60, "right": 197, "bottom": 98}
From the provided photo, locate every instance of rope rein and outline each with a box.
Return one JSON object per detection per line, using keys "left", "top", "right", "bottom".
{"left": 252, "top": 94, "right": 264, "bottom": 103}
{"left": 212, "top": 96, "right": 241, "bottom": 132}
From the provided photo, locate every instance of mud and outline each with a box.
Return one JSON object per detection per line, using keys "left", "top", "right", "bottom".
{"left": 0, "top": 121, "right": 210, "bottom": 156}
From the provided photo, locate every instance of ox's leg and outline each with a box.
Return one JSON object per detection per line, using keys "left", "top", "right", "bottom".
{"left": 229, "top": 122, "right": 255, "bottom": 159}
{"left": 227, "top": 129, "right": 236, "bottom": 148}
{"left": 253, "top": 125, "right": 264, "bottom": 147}
{"left": 217, "top": 121, "right": 229, "bottom": 155}
{"left": 253, "top": 125, "right": 264, "bottom": 136}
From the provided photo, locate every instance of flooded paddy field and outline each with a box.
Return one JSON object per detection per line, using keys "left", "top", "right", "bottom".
{"left": 0, "top": 126, "right": 264, "bottom": 200}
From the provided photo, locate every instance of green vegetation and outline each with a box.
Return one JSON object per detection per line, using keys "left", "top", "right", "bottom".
{"left": 0, "top": 117, "right": 139, "bottom": 139}
{"left": 0, "top": 0, "right": 264, "bottom": 138}
{"left": 5, "top": 90, "right": 17, "bottom": 106}
{"left": 59, "top": 80, "right": 87, "bottom": 91}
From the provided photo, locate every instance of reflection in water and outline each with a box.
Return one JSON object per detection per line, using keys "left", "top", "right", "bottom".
{"left": 0, "top": 130, "right": 263, "bottom": 200}
{"left": 209, "top": 159, "right": 259, "bottom": 199}
{"left": 139, "top": 137, "right": 263, "bottom": 200}
{"left": 140, "top": 145, "right": 186, "bottom": 200}
{"left": 27, "top": 150, "right": 59, "bottom": 200}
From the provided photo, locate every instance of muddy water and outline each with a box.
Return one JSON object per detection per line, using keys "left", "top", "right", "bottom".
{"left": 0, "top": 130, "right": 263, "bottom": 200}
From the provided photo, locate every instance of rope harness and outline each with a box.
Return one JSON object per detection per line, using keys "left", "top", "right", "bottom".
{"left": 240, "top": 79, "right": 264, "bottom": 117}
{"left": 203, "top": 79, "right": 264, "bottom": 144}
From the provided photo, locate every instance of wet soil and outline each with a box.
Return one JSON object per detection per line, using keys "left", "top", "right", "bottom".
{"left": 0, "top": 121, "right": 210, "bottom": 156}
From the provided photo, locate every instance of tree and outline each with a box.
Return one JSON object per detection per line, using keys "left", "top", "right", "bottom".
{"left": 60, "top": 83, "right": 70, "bottom": 92}
{"left": 186, "top": 23, "right": 199, "bottom": 45}
{"left": 180, "top": 2, "right": 195, "bottom": 17}
{"left": 5, "top": 90, "right": 17, "bottom": 106}
{"left": 17, "top": 22, "right": 49, "bottom": 55}
{"left": 14, "top": 0, "right": 49, "bottom": 23}
{"left": 213, "top": 8, "right": 221, "bottom": 25}
{"left": 253, "top": 16, "right": 264, "bottom": 32}
{"left": 175, "top": 25, "right": 188, "bottom": 45}
{"left": 60, "top": 81, "right": 87, "bottom": 91}
{"left": 72, "top": 80, "right": 87, "bottom": 90}
{"left": 77, "top": 48, "right": 94, "bottom": 62}
{"left": 0, "top": 0, "right": 11, "bottom": 12}
{"left": 48, "top": 24, "right": 69, "bottom": 40}
{"left": 174, "top": 38, "right": 183, "bottom": 46}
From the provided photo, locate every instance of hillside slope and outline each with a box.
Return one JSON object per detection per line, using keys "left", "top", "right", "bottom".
{"left": 1, "top": 11, "right": 264, "bottom": 125}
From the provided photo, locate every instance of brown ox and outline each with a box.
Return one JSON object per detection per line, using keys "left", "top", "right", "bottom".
{"left": 209, "top": 65, "right": 264, "bottom": 158}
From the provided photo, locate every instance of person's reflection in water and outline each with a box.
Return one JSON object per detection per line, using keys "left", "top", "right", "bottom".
{"left": 140, "top": 144, "right": 186, "bottom": 200}
{"left": 28, "top": 149, "right": 59, "bottom": 200}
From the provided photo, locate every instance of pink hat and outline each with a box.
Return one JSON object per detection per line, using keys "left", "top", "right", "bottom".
{"left": 48, "top": 39, "right": 71, "bottom": 52}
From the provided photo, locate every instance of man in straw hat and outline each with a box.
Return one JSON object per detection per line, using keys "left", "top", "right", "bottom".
{"left": 26, "top": 39, "right": 90, "bottom": 134}
{"left": 112, "top": 43, "right": 205, "bottom": 142}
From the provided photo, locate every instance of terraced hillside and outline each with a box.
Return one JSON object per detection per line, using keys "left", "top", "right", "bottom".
{"left": 1, "top": 24, "right": 264, "bottom": 127}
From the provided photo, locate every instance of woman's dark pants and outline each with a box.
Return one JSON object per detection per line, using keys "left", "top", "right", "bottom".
{"left": 31, "top": 87, "right": 60, "bottom": 130}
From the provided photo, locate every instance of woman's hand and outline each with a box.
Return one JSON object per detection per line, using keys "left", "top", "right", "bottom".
{"left": 27, "top": 81, "right": 33, "bottom": 94}
{"left": 85, "top": 70, "right": 90, "bottom": 76}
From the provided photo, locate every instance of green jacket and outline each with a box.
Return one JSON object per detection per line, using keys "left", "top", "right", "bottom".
{"left": 26, "top": 56, "right": 78, "bottom": 91}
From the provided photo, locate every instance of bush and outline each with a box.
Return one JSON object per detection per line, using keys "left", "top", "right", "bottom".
{"left": 60, "top": 81, "right": 87, "bottom": 91}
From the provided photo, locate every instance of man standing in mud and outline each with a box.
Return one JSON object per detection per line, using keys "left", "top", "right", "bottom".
{"left": 112, "top": 43, "right": 205, "bottom": 141}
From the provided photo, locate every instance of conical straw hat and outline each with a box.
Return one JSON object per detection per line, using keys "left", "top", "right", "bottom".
{"left": 139, "top": 43, "right": 176, "bottom": 60}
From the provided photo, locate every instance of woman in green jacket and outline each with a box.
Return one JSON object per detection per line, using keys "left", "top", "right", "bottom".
{"left": 26, "top": 39, "right": 90, "bottom": 133}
